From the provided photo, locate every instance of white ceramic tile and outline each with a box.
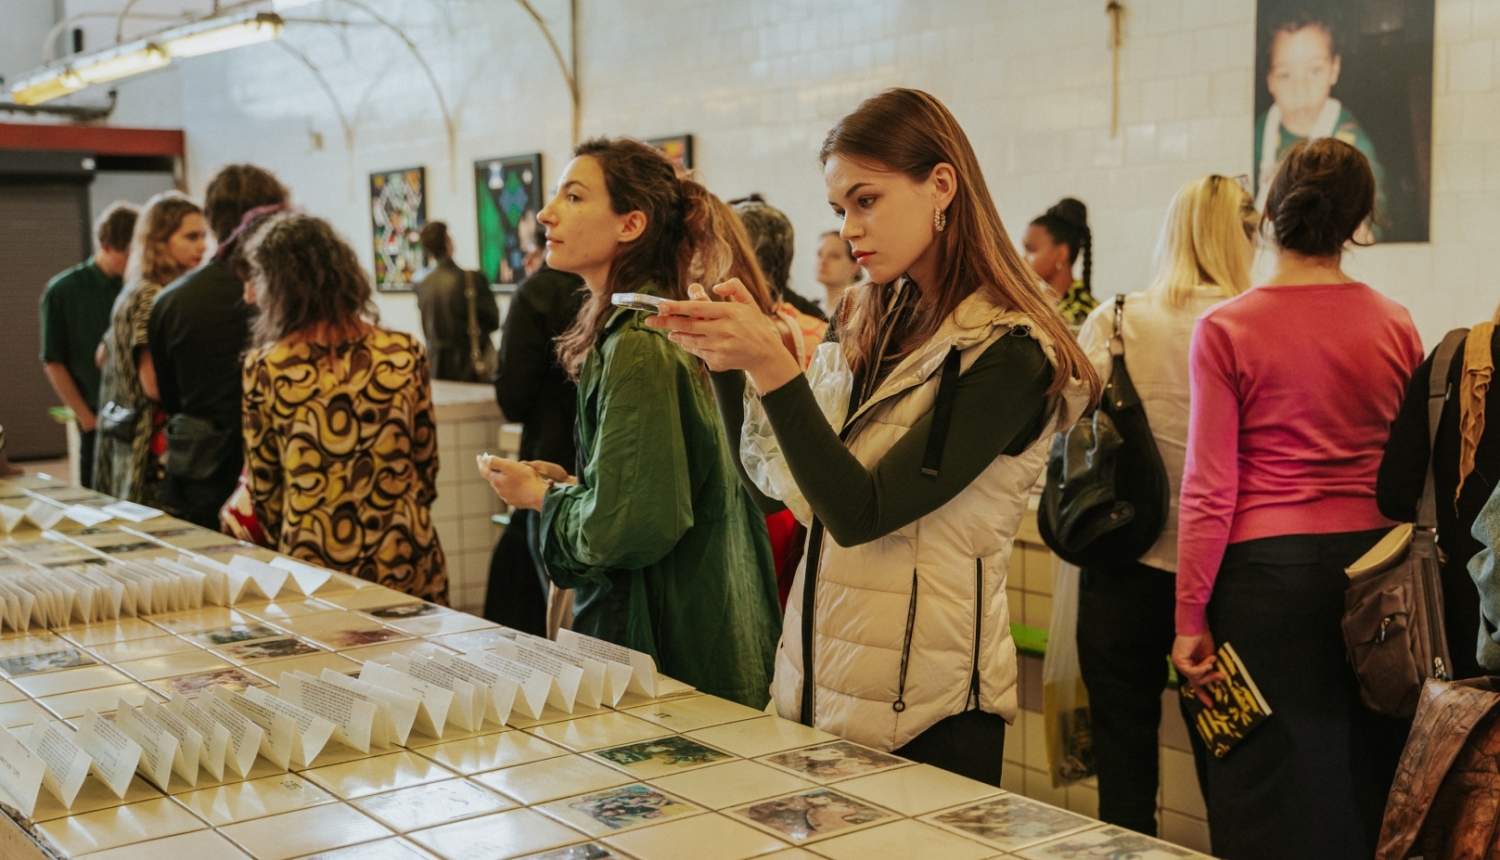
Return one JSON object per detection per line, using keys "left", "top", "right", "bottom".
{"left": 473, "top": 755, "right": 633, "bottom": 805}
{"left": 920, "top": 793, "right": 1097, "bottom": 853}
{"left": 528, "top": 712, "right": 673, "bottom": 753}
{"left": 290, "top": 836, "right": 441, "bottom": 860}
{"left": 535, "top": 782, "right": 703, "bottom": 837}
{"left": 177, "top": 773, "right": 337, "bottom": 825}
{"left": 723, "top": 786, "right": 899, "bottom": 845}
{"left": 303, "top": 751, "right": 455, "bottom": 800}
{"left": 418, "top": 731, "right": 568, "bottom": 775}
{"left": 647, "top": 760, "right": 816, "bottom": 811}
{"left": 603, "top": 811, "right": 788, "bottom": 860}
{"left": 217, "top": 802, "right": 393, "bottom": 860}
{"left": 624, "top": 695, "right": 764, "bottom": 733}
{"left": 833, "top": 764, "right": 1002, "bottom": 816}
{"left": 1014, "top": 824, "right": 1208, "bottom": 859}
{"left": 37, "top": 796, "right": 207, "bottom": 856}
{"left": 353, "top": 778, "right": 513, "bottom": 831}
{"left": 684, "top": 717, "right": 838, "bottom": 759}
{"left": 407, "top": 808, "right": 589, "bottom": 860}
{"left": 806, "top": 819, "right": 997, "bottom": 860}
{"left": 74, "top": 828, "right": 252, "bottom": 860}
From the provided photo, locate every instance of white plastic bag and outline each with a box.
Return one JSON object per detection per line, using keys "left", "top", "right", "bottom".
{"left": 1042, "top": 557, "right": 1096, "bottom": 787}
{"left": 741, "top": 341, "right": 853, "bottom": 526}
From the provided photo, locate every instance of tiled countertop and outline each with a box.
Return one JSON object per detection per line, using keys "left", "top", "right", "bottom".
{"left": 0, "top": 478, "right": 1215, "bottom": 860}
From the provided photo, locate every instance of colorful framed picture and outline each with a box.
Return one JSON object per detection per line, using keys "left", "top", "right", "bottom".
{"left": 474, "top": 154, "right": 543, "bottom": 287}
{"left": 646, "top": 135, "right": 694, "bottom": 178}
{"left": 370, "top": 166, "right": 427, "bottom": 290}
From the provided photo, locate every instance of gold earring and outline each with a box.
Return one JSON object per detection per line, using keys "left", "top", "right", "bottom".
{"left": 934, "top": 207, "right": 947, "bottom": 232}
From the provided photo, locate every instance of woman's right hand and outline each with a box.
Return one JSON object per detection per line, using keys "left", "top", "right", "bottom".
{"left": 646, "top": 279, "right": 803, "bottom": 393}
{"left": 522, "top": 460, "right": 575, "bottom": 485}
{"left": 1171, "top": 632, "right": 1224, "bottom": 707}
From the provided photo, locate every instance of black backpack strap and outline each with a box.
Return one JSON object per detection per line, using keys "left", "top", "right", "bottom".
{"left": 921, "top": 348, "right": 963, "bottom": 476}
{"left": 1419, "top": 329, "right": 1469, "bottom": 531}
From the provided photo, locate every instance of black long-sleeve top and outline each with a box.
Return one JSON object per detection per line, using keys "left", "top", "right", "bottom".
{"left": 711, "top": 332, "right": 1051, "bottom": 548}
{"left": 494, "top": 266, "right": 586, "bottom": 468}
{"left": 1376, "top": 328, "right": 1500, "bottom": 680}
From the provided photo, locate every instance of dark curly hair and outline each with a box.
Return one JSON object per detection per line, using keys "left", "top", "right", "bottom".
{"left": 245, "top": 213, "right": 379, "bottom": 348}
{"left": 204, "top": 164, "right": 289, "bottom": 243}
{"left": 730, "top": 193, "right": 795, "bottom": 301}
{"left": 1030, "top": 197, "right": 1092, "bottom": 296}
{"left": 1263, "top": 137, "right": 1374, "bottom": 257}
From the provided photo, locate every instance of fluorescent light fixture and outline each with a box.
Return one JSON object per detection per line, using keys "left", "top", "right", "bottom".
{"left": 10, "top": 68, "right": 85, "bottom": 105}
{"left": 73, "top": 41, "right": 168, "bottom": 84}
{"left": 161, "top": 12, "right": 285, "bottom": 58}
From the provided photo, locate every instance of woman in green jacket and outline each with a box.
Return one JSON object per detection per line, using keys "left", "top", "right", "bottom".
{"left": 476, "top": 137, "right": 782, "bottom": 708}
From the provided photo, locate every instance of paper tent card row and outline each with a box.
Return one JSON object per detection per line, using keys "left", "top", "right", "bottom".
{"left": 0, "top": 550, "right": 352, "bottom": 633}
{"left": 0, "top": 629, "right": 665, "bottom": 819}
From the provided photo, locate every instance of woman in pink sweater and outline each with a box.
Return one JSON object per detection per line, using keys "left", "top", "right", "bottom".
{"left": 1171, "top": 139, "right": 1423, "bottom": 860}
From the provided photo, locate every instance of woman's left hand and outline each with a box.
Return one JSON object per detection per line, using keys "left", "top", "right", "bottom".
{"left": 647, "top": 279, "right": 803, "bottom": 393}
{"left": 476, "top": 454, "right": 550, "bottom": 511}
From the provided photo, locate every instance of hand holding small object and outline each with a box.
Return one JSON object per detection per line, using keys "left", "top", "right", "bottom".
{"left": 645, "top": 278, "right": 803, "bottom": 392}
{"left": 522, "top": 460, "right": 575, "bottom": 486}
{"left": 1171, "top": 632, "right": 1224, "bottom": 707}
{"left": 475, "top": 453, "right": 551, "bottom": 511}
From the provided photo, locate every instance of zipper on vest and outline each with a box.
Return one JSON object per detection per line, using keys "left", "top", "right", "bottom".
{"left": 893, "top": 570, "right": 918, "bottom": 713}
{"left": 967, "top": 558, "right": 982, "bottom": 710}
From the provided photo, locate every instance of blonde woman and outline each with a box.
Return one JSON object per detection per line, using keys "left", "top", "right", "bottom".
{"left": 1074, "top": 175, "right": 1255, "bottom": 836}
{"left": 95, "top": 192, "right": 206, "bottom": 503}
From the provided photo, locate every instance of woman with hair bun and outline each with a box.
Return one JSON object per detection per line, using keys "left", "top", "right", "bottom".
{"left": 475, "top": 137, "right": 781, "bottom": 709}
{"left": 1024, "top": 197, "right": 1095, "bottom": 328}
{"left": 1172, "top": 138, "right": 1422, "bottom": 859}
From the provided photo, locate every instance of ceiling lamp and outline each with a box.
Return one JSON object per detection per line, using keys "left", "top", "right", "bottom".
{"left": 10, "top": 68, "right": 85, "bottom": 106}
{"left": 72, "top": 41, "right": 169, "bottom": 84}
{"left": 161, "top": 12, "right": 285, "bottom": 58}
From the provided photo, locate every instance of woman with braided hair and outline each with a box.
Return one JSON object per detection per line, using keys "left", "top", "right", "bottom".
{"left": 1023, "top": 197, "right": 1096, "bottom": 329}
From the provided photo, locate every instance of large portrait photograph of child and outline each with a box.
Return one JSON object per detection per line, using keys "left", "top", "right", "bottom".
{"left": 1254, "top": 0, "right": 1434, "bottom": 242}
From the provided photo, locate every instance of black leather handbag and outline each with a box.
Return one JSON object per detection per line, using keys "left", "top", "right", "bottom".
{"left": 1039, "top": 295, "right": 1170, "bottom": 568}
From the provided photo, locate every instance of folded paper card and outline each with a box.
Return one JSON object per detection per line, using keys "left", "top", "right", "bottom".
{"left": 244, "top": 685, "right": 336, "bottom": 767}
{"left": 75, "top": 709, "right": 144, "bottom": 798}
{"left": 199, "top": 689, "right": 265, "bottom": 777}
{"left": 279, "top": 672, "right": 378, "bottom": 754}
{"left": 24, "top": 721, "right": 90, "bottom": 809}
{"left": 556, "top": 629, "right": 658, "bottom": 703}
{"left": 0, "top": 723, "right": 47, "bottom": 817}
{"left": 493, "top": 639, "right": 584, "bottom": 713}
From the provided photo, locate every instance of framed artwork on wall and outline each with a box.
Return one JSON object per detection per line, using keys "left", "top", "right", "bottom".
{"left": 474, "top": 154, "right": 543, "bottom": 287}
{"left": 647, "top": 134, "right": 694, "bottom": 178}
{"left": 1253, "top": 0, "right": 1434, "bottom": 243}
{"left": 369, "top": 166, "right": 426, "bottom": 290}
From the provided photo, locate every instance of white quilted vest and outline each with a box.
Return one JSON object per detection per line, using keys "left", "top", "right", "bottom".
{"left": 770, "top": 289, "right": 1088, "bottom": 751}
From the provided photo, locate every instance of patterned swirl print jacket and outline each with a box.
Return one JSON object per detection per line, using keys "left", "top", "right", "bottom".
{"left": 242, "top": 328, "right": 448, "bottom": 604}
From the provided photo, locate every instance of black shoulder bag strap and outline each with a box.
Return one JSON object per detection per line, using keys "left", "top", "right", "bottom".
{"left": 1420, "top": 329, "right": 1470, "bottom": 533}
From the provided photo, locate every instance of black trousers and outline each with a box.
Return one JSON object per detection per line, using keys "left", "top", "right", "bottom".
{"left": 1077, "top": 559, "right": 1205, "bottom": 837}
{"left": 79, "top": 430, "right": 96, "bottom": 489}
{"left": 1204, "top": 531, "right": 1408, "bottom": 860}
{"left": 893, "top": 709, "right": 1007, "bottom": 786}
{"left": 483, "top": 508, "right": 549, "bottom": 637}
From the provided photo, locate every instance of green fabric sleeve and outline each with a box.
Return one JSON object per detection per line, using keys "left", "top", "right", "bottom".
{"left": 760, "top": 333, "right": 1051, "bottom": 546}
{"left": 539, "top": 328, "right": 695, "bottom": 583}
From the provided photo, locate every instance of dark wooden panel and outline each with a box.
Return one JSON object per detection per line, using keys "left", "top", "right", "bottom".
{"left": 0, "top": 179, "right": 90, "bottom": 461}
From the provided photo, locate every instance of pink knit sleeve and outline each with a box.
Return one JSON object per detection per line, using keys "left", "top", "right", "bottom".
{"left": 1175, "top": 318, "right": 1241, "bottom": 636}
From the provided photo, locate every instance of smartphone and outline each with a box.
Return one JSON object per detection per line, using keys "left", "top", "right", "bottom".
{"left": 611, "top": 293, "right": 667, "bottom": 313}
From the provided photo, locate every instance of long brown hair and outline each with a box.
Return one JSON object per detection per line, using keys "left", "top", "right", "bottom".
{"left": 820, "top": 89, "right": 1099, "bottom": 405}
{"left": 245, "top": 213, "right": 379, "bottom": 348}
{"left": 555, "top": 137, "right": 774, "bottom": 380}
{"left": 125, "top": 191, "right": 200, "bottom": 287}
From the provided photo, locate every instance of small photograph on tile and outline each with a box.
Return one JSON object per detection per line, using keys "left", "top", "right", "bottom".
{"left": 592, "top": 736, "right": 732, "bottom": 779}
{"left": 727, "top": 787, "right": 894, "bottom": 843}
{"left": 922, "top": 793, "right": 1096, "bottom": 852}
{"left": 363, "top": 602, "right": 444, "bottom": 620}
{"left": 1015, "top": 825, "right": 1206, "bottom": 860}
{"left": 305, "top": 625, "right": 412, "bottom": 649}
{"left": 757, "top": 741, "right": 909, "bottom": 783}
{"left": 540, "top": 783, "right": 699, "bottom": 836}
{"left": 624, "top": 694, "right": 762, "bottom": 733}
{"left": 216, "top": 636, "right": 322, "bottom": 663}
{"left": 152, "top": 667, "right": 265, "bottom": 698}
{"left": 188, "top": 623, "right": 285, "bottom": 647}
{"left": 0, "top": 647, "right": 96, "bottom": 677}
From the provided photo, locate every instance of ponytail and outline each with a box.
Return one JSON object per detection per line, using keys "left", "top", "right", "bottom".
{"left": 679, "top": 180, "right": 777, "bottom": 316}
{"left": 554, "top": 137, "right": 775, "bottom": 380}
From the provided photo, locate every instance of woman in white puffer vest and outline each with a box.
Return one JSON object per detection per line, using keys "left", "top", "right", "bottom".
{"left": 649, "top": 89, "right": 1099, "bottom": 785}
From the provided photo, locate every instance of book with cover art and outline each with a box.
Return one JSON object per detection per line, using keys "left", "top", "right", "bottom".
{"left": 1179, "top": 641, "right": 1272, "bottom": 758}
